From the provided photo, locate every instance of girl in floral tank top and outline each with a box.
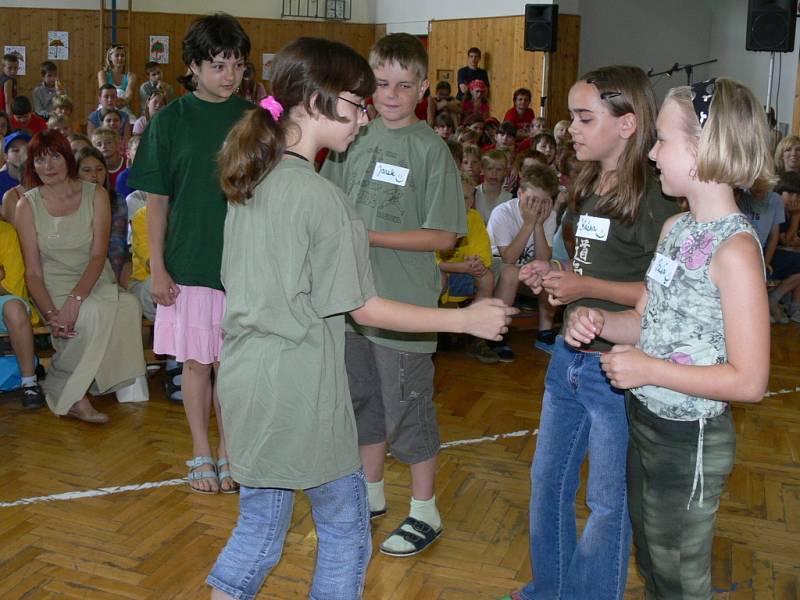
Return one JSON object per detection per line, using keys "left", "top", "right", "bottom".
{"left": 564, "top": 78, "right": 772, "bottom": 599}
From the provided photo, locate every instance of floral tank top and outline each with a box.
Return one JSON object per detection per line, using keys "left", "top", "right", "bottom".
{"left": 632, "top": 212, "right": 762, "bottom": 421}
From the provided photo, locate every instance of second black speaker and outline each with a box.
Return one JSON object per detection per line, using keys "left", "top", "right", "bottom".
{"left": 524, "top": 4, "right": 558, "bottom": 52}
{"left": 746, "top": 0, "right": 798, "bottom": 52}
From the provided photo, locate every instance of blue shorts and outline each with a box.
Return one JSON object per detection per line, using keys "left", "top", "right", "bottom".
{"left": 447, "top": 272, "right": 477, "bottom": 298}
{"left": 0, "top": 295, "right": 30, "bottom": 334}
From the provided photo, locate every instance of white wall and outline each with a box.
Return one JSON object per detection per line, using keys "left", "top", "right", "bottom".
{"left": 578, "top": 0, "right": 715, "bottom": 102}
{"left": 375, "top": 0, "right": 579, "bottom": 35}
{"left": 709, "top": 0, "right": 798, "bottom": 131}
{"left": 0, "top": 0, "right": 377, "bottom": 23}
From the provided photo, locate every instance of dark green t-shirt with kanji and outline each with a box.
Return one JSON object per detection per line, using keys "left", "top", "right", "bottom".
{"left": 128, "top": 92, "right": 251, "bottom": 290}
{"left": 561, "top": 180, "right": 680, "bottom": 350}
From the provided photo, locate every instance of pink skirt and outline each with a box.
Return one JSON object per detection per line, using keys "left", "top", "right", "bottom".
{"left": 154, "top": 285, "right": 225, "bottom": 364}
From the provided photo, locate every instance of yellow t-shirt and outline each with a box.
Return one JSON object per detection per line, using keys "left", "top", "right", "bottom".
{"left": 0, "top": 220, "right": 41, "bottom": 326}
{"left": 436, "top": 208, "right": 492, "bottom": 303}
{"left": 130, "top": 205, "right": 150, "bottom": 283}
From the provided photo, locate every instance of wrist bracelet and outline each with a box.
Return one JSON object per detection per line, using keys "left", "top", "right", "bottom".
{"left": 550, "top": 259, "right": 564, "bottom": 271}
{"left": 68, "top": 293, "right": 83, "bottom": 303}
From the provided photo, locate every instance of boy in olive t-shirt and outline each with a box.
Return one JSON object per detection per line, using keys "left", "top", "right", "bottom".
{"left": 321, "top": 33, "right": 466, "bottom": 557}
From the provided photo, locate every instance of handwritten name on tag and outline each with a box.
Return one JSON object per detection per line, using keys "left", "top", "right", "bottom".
{"left": 647, "top": 253, "right": 679, "bottom": 287}
{"left": 575, "top": 215, "right": 610, "bottom": 241}
{"left": 371, "top": 162, "right": 410, "bottom": 186}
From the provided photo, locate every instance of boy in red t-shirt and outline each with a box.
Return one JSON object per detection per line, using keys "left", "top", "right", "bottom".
{"left": 504, "top": 88, "right": 534, "bottom": 135}
{"left": 10, "top": 96, "right": 47, "bottom": 134}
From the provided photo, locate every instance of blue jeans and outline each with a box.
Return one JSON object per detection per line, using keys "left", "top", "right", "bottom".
{"left": 521, "top": 338, "right": 632, "bottom": 600}
{"left": 207, "top": 469, "right": 372, "bottom": 600}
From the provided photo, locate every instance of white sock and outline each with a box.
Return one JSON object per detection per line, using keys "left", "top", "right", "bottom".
{"left": 381, "top": 496, "right": 441, "bottom": 554}
{"left": 21, "top": 375, "right": 36, "bottom": 387}
{"left": 367, "top": 479, "right": 386, "bottom": 512}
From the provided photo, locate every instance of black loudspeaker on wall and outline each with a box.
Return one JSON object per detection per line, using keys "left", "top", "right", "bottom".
{"left": 746, "top": 0, "right": 798, "bottom": 52}
{"left": 524, "top": 4, "right": 558, "bottom": 52}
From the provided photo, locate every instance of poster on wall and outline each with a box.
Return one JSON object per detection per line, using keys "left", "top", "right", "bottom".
{"left": 262, "top": 53, "right": 275, "bottom": 81}
{"left": 3, "top": 46, "right": 26, "bottom": 75}
{"left": 149, "top": 36, "right": 169, "bottom": 64}
{"left": 47, "top": 31, "right": 69, "bottom": 60}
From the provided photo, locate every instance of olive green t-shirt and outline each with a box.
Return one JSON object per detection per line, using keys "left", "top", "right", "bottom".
{"left": 218, "top": 159, "right": 376, "bottom": 489}
{"left": 128, "top": 92, "right": 251, "bottom": 290}
{"left": 321, "top": 118, "right": 467, "bottom": 354}
{"left": 561, "top": 180, "right": 680, "bottom": 350}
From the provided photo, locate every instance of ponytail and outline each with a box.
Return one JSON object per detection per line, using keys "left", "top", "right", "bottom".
{"left": 219, "top": 105, "right": 286, "bottom": 204}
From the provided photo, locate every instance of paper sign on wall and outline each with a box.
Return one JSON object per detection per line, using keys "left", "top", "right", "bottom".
{"left": 3, "top": 46, "right": 26, "bottom": 75}
{"left": 47, "top": 31, "right": 69, "bottom": 60}
{"left": 149, "top": 36, "right": 169, "bottom": 64}
{"left": 262, "top": 53, "right": 275, "bottom": 81}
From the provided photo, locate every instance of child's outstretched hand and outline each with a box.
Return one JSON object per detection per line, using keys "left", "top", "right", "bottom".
{"left": 518, "top": 259, "right": 552, "bottom": 293}
{"left": 599, "top": 344, "right": 653, "bottom": 389}
{"left": 542, "top": 270, "right": 585, "bottom": 306}
{"left": 462, "top": 298, "right": 518, "bottom": 341}
{"left": 564, "top": 306, "right": 604, "bottom": 347}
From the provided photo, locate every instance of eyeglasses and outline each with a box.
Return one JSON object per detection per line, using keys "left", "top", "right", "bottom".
{"left": 338, "top": 96, "right": 369, "bottom": 116}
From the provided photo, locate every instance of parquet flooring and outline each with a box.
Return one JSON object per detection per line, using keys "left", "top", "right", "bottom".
{"left": 0, "top": 321, "right": 798, "bottom": 599}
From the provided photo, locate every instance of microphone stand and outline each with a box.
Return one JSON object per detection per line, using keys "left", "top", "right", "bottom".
{"left": 647, "top": 59, "right": 718, "bottom": 84}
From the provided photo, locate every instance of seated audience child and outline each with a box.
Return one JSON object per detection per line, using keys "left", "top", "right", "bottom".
{"left": 769, "top": 172, "right": 800, "bottom": 322}
{"left": 67, "top": 133, "right": 91, "bottom": 154}
{"left": 0, "top": 218, "right": 45, "bottom": 408}
{"left": 475, "top": 149, "right": 512, "bottom": 223}
{"left": 461, "top": 143, "right": 483, "bottom": 185}
{"left": 1, "top": 131, "right": 29, "bottom": 201}
{"left": 504, "top": 88, "right": 535, "bottom": 135}
{"left": 507, "top": 149, "right": 549, "bottom": 196}
{"left": 462, "top": 79, "right": 490, "bottom": 118}
{"left": 434, "top": 113, "right": 455, "bottom": 140}
{"left": 531, "top": 131, "right": 557, "bottom": 166}
{"left": 133, "top": 89, "right": 166, "bottom": 135}
{"left": 0, "top": 53, "right": 19, "bottom": 113}
{"left": 438, "top": 172, "right": 500, "bottom": 363}
{"left": 138, "top": 61, "right": 175, "bottom": 113}
{"left": 446, "top": 138, "right": 463, "bottom": 167}
{"left": 76, "top": 146, "right": 130, "bottom": 284}
{"left": 16, "top": 130, "right": 146, "bottom": 423}
{"left": 51, "top": 94, "right": 74, "bottom": 122}
{"left": 115, "top": 135, "right": 140, "bottom": 202}
{"left": 90, "top": 127, "right": 126, "bottom": 190}
{"left": 427, "top": 80, "right": 460, "bottom": 126}
{"left": 488, "top": 164, "right": 558, "bottom": 360}
{"left": 456, "top": 127, "right": 480, "bottom": 147}
{"left": 463, "top": 113, "right": 491, "bottom": 146}
{"left": 47, "top": 115, "right": 72, "bottom": 137}
{"left": 87, "top": 84, "right": 131, "bottom": 138}
{"left": 32, "top": 61, "right": 64, "bottom": 119}
{"left": 10, "top": 97, "right": 47, "bottom": 135}
{"left": 483, "top": 121, "right": 517, "bottom": 154}
{"left": 484, "top": 117, "right": 499, "bottom": 144}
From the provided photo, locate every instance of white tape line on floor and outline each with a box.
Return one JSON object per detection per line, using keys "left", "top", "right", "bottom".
{"left": 0, "top": 430, "right": 539, "bottom": 508}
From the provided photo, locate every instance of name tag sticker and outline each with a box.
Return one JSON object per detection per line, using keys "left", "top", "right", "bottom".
{"left": 575, "top": 215, "right": 610, "bottom": 241}
{"left": 372, "top": 162, "right": 410, "bottom": 186}
{"left": 647, "top": 253, "right": 679, "bottom": 287}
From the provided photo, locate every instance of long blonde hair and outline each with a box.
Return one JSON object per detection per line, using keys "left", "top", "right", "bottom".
{"left": 103, "top": 44, "right": 126, "bottom": 72}
{"left": 774, "top": 133, "right": 800, "bottom": 174}
{"left": 567, "top": 65, "right": 658, "bottom": 224}
{"left": 219, "top": 38, "right": 375, "bottom": 204}
{"left": 665, "top": 78, "right": 776, "bottom": 192}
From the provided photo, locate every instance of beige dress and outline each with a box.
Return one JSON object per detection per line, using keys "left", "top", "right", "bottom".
{"left": 26, "top": 181, "right": 146, "bottom": 414}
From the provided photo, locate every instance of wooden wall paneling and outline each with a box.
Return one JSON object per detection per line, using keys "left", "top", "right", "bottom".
{"left": 546, "top": 14, "right": 581, "bottom": 128}
{"left": 1, "top": 7, "right": 381, "bottom": 129}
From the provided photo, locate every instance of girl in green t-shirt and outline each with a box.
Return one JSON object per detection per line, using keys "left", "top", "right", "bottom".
{"left": 208, "top": 37, "right": 515, "bottom": 600}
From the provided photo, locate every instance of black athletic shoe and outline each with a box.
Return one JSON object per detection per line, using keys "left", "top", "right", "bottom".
{"left": 21, "top": 383, "right": 46, "bottom": 409}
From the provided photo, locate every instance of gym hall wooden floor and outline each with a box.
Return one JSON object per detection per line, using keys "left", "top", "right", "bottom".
{"left": 1, "top": 322, "right": 798, "bottom": 599}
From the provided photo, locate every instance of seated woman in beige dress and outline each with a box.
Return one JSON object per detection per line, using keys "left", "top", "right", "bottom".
{"left": 15, "top": 130, "right": 145, "bottom": 423}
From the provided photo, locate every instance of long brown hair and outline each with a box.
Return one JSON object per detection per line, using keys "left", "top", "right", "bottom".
{"left": 567, "top": 65, "right": 658, "bottom": 224}
{"left": 219, "top": 38, "right": 375, "bottom": 204}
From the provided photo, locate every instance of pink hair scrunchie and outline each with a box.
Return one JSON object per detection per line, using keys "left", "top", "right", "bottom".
{"left": 259, "top": 96, "right": 284, "bottom": 120}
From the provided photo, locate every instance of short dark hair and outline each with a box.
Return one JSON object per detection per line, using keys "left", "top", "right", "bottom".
{"left": 101, "top": 108, "right": 122, "bottom": 120}
{"left": 3, "top": 54, "right": 19, "bottom": 64}
{"left": 436, "top": 80, "right": 451, "bottom": 92}
{"left": 468, "top": 47, "right": 481, "bottom": 57}
{"left": 144, "top": 61, "right": 160, "bottom": 73}
{"left": 99, "top": 83, "right": 117, "bottom": 96}
{"left": 513, "top": 87, "right": 532, "bottom": 102}
{"left": 498, "top": 121, "right": 518, "bottom": 137}
{"left": 182, "top": 13, "right": 251, "bottom": 68}
{"left": 533, "top": 131, "right": 556, "bottom": 148}
{"left": 10, "top": 95, "right": 32, "bottom": 116}
{"left": 435, "top": 113, "right": 455, "bottom": 130}
{"left": 40, "top": 61, "right": 57, "bottom": 76}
